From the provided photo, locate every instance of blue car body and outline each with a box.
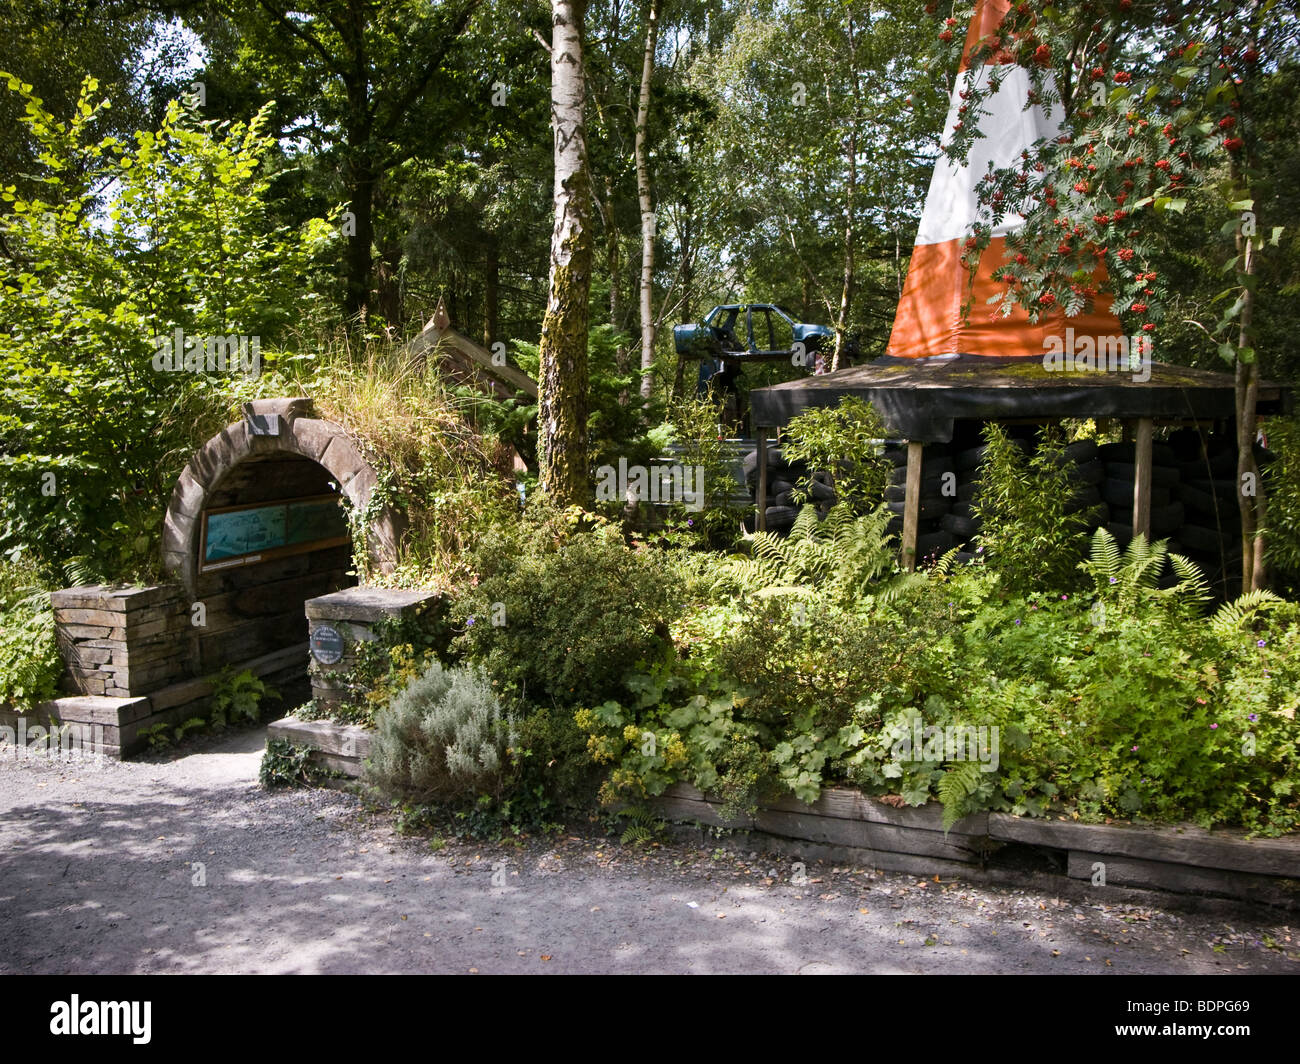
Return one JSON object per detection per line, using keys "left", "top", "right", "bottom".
{"left": 673, "top": 303, "right": 834, "bottom": 360}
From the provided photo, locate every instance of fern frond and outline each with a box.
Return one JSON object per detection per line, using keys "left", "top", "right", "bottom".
{"left": 1210, "top": 588, "right": 1284, "bottom": 639}
{"left": 930, "top": 547, "right": 963, "bottom": 578}
{"left": 1166, "top": 552, "right": 1213, "bottom": 610}
{"left": 1087, "top": 527, "right": 1122, "bottom": 576}
{"left": 937, "top": 761, "right": 983, "bottom": 833}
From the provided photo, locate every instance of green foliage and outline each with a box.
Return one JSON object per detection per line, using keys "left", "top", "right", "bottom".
{"left": 259, "top": 738, "right": 330, "bottom": 789}
{"left": 138, "top": 722, "right": 174, "bottom": 752}
{"left": 208, "top": 668, "right": 279, "bottom": 729}
{"left": 366, "top": 661, "right": 515, "bottom": 803}
{"left": 236, "top": 334, "right": 520, "bottom": 590}
{"left": 0, "top": 562, "right": 60, "bottom": 709}
{"left": 616, "top": 806, "right": 667, "bottom": 847}
{"left": 1263, "top": 416, "right": 1300, "bottom": 590}
{"left": 510, "top": 704, "right": 603, "bottom": 817}
{"left": 1080, "top": 528, "right": 1213, "bottom": 617}
{"left": 973, "top": 425, "right": 1089, "bottom": 593}
{"left": 656, "top": 391, "right": 746, "bottom": 549}
{"left": 0, "top": 75, "right": 335, "bottom": 581}
{"left": 1209, "top": 587, "right": 1286, "bottom": 641}
{"left": 452, "top": 502, "right": 681, "bottom": 707}
{"left": 779, "top": 397, "right": 891, "bottom": 510}
{"left": 715, "top": 502, "right": 897, "bottom": 604}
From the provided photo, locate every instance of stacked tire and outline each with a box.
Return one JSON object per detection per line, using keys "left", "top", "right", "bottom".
{"left": 1168, "top": 428, "right": 1269, "bottom": 599}
{"left": 741, "top": 446, "right": 837, "bottom": 535}
{"left": 881, "top": 442, "right": 959, "bottom": 563}
{"left": 1091, "top": 439, "right": 1183, "bottom": 547}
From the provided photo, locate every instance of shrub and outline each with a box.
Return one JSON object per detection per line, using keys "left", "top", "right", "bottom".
{"left": 1262, "top": 414, "right": 1300, "bottom": 594}
{"left": 367, "top": 661, "right": 515, "bottom": 802}
{"left": 973, "top": 424, "right": 1089, "bottom": 592}
{"left": 453, "top": 503, "right": 681, "bottom": 706}
{"left": 780, "top": 396, "right": 891, "bottom": 511}
{"left": 0, "top": 562, "right": 61, "bottom": 709}
{"left": 511, "top": 705, "right": 604, "bottom": 816}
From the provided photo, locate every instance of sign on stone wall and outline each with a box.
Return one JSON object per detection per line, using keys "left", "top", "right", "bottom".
{"left": 309, "top": 624, "right": 345, "bottom": 665}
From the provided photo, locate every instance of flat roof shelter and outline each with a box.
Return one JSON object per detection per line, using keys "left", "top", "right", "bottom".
{"left": 748, "top": 353, "right": 1292, "bottom": 568}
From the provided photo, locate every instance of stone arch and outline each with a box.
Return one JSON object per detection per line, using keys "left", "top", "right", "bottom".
{"left": 162, "top": 397, "right": 401, "bottom": 598}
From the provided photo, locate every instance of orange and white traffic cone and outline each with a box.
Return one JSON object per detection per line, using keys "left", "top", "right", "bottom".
{"left": 886, "top": 0, "right": 1121, "bottom": 359}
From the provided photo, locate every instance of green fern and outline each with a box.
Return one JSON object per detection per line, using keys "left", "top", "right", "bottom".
{"left": 937, "top": 761, "right": 984, "bottom": 833}
{"left": 717, "top": 502, "right": 896, "bottom": 603}
{"left": 1085, "top": 527, "right": 1123, "bottom": 578}
{"left": 618, "top": 806, "right": 665, "bottom": 847}
{"left": 1210, "top": 588, "right": 1284, "bottom": 639}
{"left": 1081, "top": 527, "right": 1212, "bottom": 614}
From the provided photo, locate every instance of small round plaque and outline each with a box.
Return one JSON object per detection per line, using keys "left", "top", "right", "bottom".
{"left": 310, "top": 623, "right": 344, "bottom": 665}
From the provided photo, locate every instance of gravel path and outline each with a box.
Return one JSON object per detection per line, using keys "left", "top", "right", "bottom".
{"left": 1, "top": 727, "right": 1296, "bottom": 975}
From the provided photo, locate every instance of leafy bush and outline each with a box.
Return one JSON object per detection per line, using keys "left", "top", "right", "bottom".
{"left": 367, "top": 661, "right": 515, "bottom": 802}
{"left": 973, "top": 424, "right": 1089, "bottom": 592}
{"left": 1263, "top": 414, "right": 1300, "bottom": 594}
{"left": 659, "top": 392, "right": 746, "bottom": 549}
{"left": 260, "top": 738, "right": 330, "bottom": 789}
{"left": 0, "top": 76, "right": 334, "bottom": 582}
{"left": 0, "top": 562, "right": 60, "bottom": 708}
{"left": 452, "top": 502, "right": 681, "bottom": 707}
{"left": 779, "top": 396, "right": 891, "bottom": 511}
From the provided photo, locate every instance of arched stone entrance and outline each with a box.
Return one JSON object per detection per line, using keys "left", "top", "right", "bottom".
{"left": 160, "top": 398, "right": 402, "bottom": 678}
{"left": 162, "top": 398, "right": 401, "bottom": 597}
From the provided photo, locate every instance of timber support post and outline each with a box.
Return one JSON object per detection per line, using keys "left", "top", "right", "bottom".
{"left": 1132, "top": 417, "right": 1154, "bottom": 543}
{"left": 902, "top": 440, "right": 922, "bottom": 570}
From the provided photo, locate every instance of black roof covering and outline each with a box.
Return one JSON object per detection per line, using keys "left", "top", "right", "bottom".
{"left": 749, "top": 353, "right": 1292, "bottom": 443}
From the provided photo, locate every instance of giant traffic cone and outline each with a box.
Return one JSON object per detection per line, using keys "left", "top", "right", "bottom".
{"left": 886, "top": 0, "right": 1121, "bottom": 358}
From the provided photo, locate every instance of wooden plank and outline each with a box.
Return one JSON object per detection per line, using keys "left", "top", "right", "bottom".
{"left": 732, "top": 833, "right": 980, "bottom": 880}
{"left": 991, "top": 813, "right": 1300, "bottom": 878}
{"left": 407, "top": 319, "right": 539, "bottom": 398}
{"left": 1067, "top": 850, "right": 1300, "bottom": 906}
{"left": 755, "top": 429, "right": 768, "bottom": 532}
{"left": 664, "top": 782, "right": 988, "bottom": 835}
{"left": 764, "top": 786, "right": 988, "bottom": 835}
{"left": 42, "top": 696, "right": 152, "bottom": 726}
{"left": 1132, "top": 416, "right": 1153, "bottom": 541}
{"left": 902, "top": 440, "right": 923, "bottom": 570}
{"left": 652, "top": 794, "right": 755, "bottom": 829}
{"left": 753, "top": 808, "right": 982, "bottom": 862}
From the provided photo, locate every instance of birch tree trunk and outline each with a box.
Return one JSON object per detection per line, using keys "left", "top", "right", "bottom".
{"left": 832, "top": 12, "right": 860, "bottom": 373}
{"left": 538, "top": 0, "right": 593, "bottom": 505}
{"left": 635, "top": 0, "right": 660, "bottom": 399}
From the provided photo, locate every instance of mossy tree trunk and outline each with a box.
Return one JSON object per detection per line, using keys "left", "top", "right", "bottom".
{"left": 635, "top": 0, "right": 661, "bottom": 399}
{"left": 538, "top": 0, "right": 593, "bottom": 506}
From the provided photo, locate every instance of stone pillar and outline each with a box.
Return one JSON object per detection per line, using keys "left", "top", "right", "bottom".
{"left": 50, "top": 585, "right": 191, "bottom": 697}
{"left": 303, "top": 588, "right": 443, "bottom": 713}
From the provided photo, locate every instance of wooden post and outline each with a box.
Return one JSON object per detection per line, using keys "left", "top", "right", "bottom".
{"left": 1133, "top": 417, "right": 1153, "bottom": 543}
{"left": 756, "top": 429, "right": 768, "bottom": 532}
{"left": 902, "top": 440, "right": 922, "bottom": 570}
